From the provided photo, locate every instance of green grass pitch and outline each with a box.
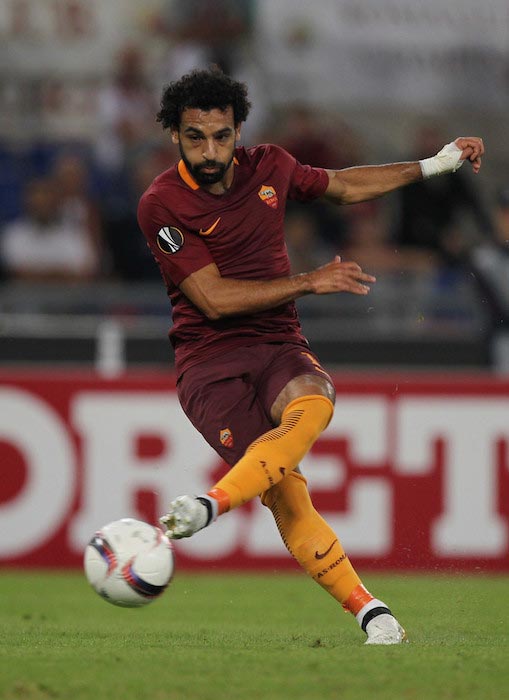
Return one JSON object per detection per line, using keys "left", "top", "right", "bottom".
{"left": 0, "top": 570, "right": 507, "bottom": 700}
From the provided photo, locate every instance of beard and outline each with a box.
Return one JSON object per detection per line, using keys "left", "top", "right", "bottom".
{"left": 179, "top": 145, "right": 233, "bottom": 186}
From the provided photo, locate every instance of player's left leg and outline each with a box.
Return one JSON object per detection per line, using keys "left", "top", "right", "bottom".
{"left": 201, "top": 352, "right": 337, "bottom": 515}
{"left": 162, "top": 348, "right": 336, "bottom": 536}
{"left": 261, "top": 469, "right": 407, "bottom": 645}
{"left": 160, "top": 345, "right": 407, "bottom": 643}
{"left": 161, "top": 390, "right": 333, "bottom": 534}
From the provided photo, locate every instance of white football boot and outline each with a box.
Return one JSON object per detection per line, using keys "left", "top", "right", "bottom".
{"left": 159, "top": 495, "right": 217, "bottom": 539}
{"left": 365, "top": 614, "right": 408, "bottom": 645}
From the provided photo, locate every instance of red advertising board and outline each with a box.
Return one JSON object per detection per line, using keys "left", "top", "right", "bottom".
{"left": 1, "top": 371, "right": 508, "bottom": 571}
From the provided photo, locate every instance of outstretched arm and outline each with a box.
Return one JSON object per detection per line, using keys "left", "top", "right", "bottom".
{"left": 324, "top": 136, "right": 484, "bottom": 205}
{"left": 180, "top": 256, "right": 375, "bottom": 320}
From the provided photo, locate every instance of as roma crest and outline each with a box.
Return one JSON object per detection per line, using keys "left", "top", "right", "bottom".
{"left": 219, "top": 428, "right": 234, "bottom": 448}
{"left": 258, "top": 185, "right": 278, "bottom": 209}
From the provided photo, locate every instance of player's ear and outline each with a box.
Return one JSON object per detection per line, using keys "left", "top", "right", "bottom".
{"left": 171, "top": 129, "right": 179, "bottom": 144}
{"left": 235, "top": 125, "right": 241, "bottom": 142}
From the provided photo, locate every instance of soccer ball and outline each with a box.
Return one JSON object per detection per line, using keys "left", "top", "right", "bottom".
{"left": 84, "top": 518, "right": 174, "bottom": 608}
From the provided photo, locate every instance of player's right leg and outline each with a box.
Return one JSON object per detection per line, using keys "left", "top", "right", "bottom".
{"left": 160, "top": 346, "right": 407, "bottom": 643}
{"left": 161, "top": 464, "right": 407, "bottom": 643}
{"left": 261, "top": 469, "right": 407, "bottom": 645}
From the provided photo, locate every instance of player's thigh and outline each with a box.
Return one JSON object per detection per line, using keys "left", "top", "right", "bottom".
{"left": 256, "top": 344, "right": 335, "bottom": 424}
{"left": 270, "top": 373, "right": 335, "bottom": 424}
{"left": 178, "top": 365, "right": 273, "bottom": 465}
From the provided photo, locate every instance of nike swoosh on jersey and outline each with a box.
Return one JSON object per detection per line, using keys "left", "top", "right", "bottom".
{"left": 199, "top": 217, "right": 221, "bottom": 236}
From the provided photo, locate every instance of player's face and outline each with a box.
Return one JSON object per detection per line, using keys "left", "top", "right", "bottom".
{"left": 172, "top": 107, "right": 240, "bottom": 188}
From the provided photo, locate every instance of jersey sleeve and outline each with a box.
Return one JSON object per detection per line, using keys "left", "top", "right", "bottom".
{"left": 289, "top": 158, "right": 329, "bottom": 201}
{"left": 137, "top": 191, "right": 214, "bottom": 287}
{"left": 267, "top": 144, "right": 329, "bottom": 201}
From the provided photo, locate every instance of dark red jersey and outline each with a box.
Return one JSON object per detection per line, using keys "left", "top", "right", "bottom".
{"left": 137, "top": 143, "right": 329, "bottom": 376}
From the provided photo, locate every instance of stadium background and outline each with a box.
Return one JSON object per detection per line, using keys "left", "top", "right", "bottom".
{"left": 1, "top": 0, "right": 508, "bottom": 573}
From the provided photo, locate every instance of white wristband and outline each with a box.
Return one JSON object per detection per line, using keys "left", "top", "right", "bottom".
{"left": 419, "top": 141, "right": 464, "bottom": 179}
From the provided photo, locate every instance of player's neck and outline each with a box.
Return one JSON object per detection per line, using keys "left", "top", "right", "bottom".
{"left": 203, "top": 165, "right": 235, "bottom": 195}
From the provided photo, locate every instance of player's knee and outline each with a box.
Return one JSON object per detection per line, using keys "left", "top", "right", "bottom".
{"left": 261, "top": 469, "right": 310, "bottom": 511}
{"left": 271, "top": 375, "right": 335, "bottom": 424}
{"left": 281, "top": 394, "right": 334, "bottom": 435}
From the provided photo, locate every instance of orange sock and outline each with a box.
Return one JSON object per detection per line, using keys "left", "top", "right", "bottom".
{"left": 342, "top": 583, "right": 376, "bottom": 615}
{"left": 261, "top": 470, "right": 363, "bottom": 605}
{"left": 208, "top": 395, "right": 333, "bottom": 513}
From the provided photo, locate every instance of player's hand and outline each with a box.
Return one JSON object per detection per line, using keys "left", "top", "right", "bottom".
{"left": 454, "top": 136, "right": 484, "bottom": 174}
{"left": 308, "top": 255, "right": 376, "bottom": 296}
{"left": 419, "top": 137, "right": 484, "bottom": 178}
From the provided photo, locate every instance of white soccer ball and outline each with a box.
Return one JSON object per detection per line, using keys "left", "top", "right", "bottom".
{"left": 84, "top": 518, "right": 175, "bottom": 608}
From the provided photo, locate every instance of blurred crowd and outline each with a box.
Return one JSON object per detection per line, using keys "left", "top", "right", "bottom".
{"left": 0, "top": 2, "right": 507, "bottom": 331}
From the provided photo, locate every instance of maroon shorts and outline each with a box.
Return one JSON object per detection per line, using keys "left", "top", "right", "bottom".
{"left": 177, "top": 342, "right": 333, "bottom": 465}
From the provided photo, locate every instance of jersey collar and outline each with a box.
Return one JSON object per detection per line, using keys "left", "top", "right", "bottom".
{"left": 177, "top": 160, "right": 200, "bottom": 190}
{"left": 177, "top": 157, "right": 240, "bottom": 191}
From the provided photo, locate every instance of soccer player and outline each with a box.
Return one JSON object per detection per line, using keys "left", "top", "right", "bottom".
{"left": 137, "top": 68, "right": 484, "bottom": 644}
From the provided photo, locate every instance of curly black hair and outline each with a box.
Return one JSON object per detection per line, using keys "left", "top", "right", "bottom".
{"left": 156, "top": 67, "right": 251, "bottom": 130}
